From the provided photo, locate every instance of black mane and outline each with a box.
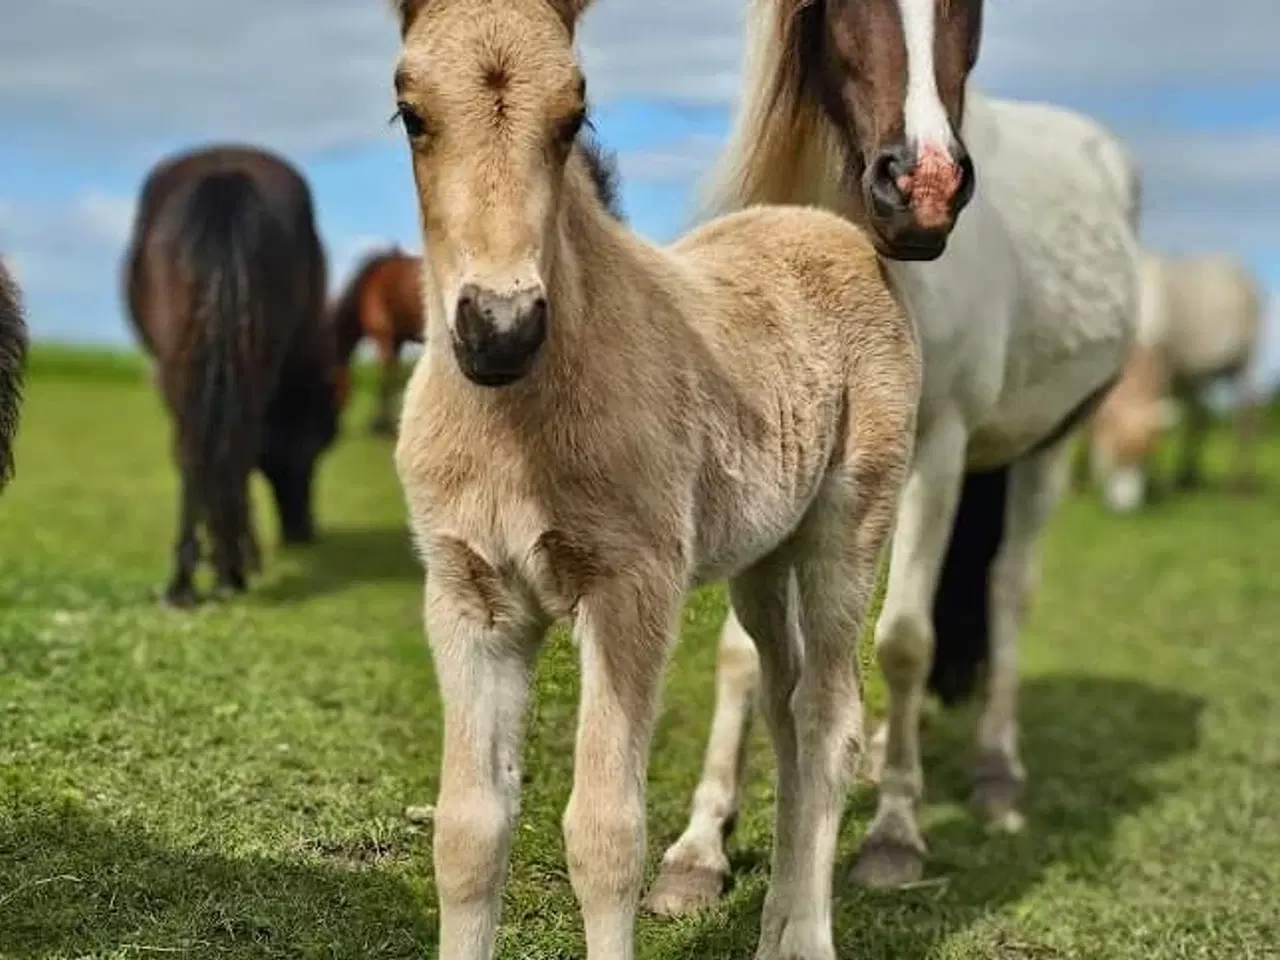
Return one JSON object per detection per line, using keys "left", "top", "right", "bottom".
{"left": 578, "top": 122, "right": 626, "bottom": 223}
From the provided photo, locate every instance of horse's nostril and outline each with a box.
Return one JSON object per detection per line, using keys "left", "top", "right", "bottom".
{"left": 866, "top": 148, "right": 913, "bottom": 213}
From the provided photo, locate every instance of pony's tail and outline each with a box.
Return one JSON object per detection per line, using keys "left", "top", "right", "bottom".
{"left": 928, "top": 467, "right": 1010, "bottom": 705}
{"left": 0, "top": 261, "right": 29, "bottom": 492}
{"left": 173, "top": 170, "right": 274, "bottom": 567}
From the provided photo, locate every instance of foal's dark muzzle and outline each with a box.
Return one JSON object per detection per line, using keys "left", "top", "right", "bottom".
{"left": 451, "top": 284, "right": 548, "bottom": 387}
{"left": 860, "top": 141, "right": 975, "bottom": 261}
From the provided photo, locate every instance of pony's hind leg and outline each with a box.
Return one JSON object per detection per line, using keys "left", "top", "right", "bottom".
{"left": 424, "top": 550, "right": 545, "bottom": 960}
{"left": 211, "top": 476, "right": 252, "bottom": 598}
{"left": 565, "top": 566, "right": 683, "bottom": 959}
{"left": 645, "top": 607, "right": 758, "bottom": 917}
{"left": 971, "top": 443, "right": 1066, "bottom": 832}
{"left": 165, "top": 465, "right": 202, "bottom": 608}
{"left": 852, "top": 416, "right": 967, "bottom": 889}
{"left": 371, "top": 335, "right": 401, "bottom": 435}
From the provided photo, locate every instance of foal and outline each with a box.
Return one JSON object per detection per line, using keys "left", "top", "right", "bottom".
{"left": 390, "top": 1, "right": 921, "bottom": 957}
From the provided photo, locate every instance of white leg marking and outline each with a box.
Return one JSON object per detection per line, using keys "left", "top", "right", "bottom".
{"left": 896, "top": 0, "right": 954, "bottom": 153}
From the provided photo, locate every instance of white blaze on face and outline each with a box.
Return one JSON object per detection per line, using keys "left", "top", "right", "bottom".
{"left": 896, "top": 0, "right": 953, "bottom": 156}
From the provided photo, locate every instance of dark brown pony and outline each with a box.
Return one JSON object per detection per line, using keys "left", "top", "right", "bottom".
{"left": 124, "top": 144, "right": 340, "bottom": 607}
{"left": 0, "top": 258, "right": 29, "bottom": 491}
{"left": 329, "top": 247, "right": 423, "bottom": 434}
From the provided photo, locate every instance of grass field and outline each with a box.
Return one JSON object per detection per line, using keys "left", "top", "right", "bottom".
{"left": 2, "top": 348, "right": 1278, "bottom": 959}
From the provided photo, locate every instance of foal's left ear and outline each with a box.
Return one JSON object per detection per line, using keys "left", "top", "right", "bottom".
{"left": 547, "top": 0, "right": 595, "bottom": 32}
{"left": 391, "top": 0, "right": 430, "bottom": 38}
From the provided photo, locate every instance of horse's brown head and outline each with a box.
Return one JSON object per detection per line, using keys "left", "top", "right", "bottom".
{"left": 392, "top": 0, "right": 594, "bottom": 388}
{"left": 793, "top": 0, "right": 983, "bottom": 260}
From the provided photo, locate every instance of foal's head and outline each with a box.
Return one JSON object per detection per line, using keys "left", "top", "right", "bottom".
{"left": 792, "top": 0, "right": 983, "bottom": 259}
{"left": 392, "top": 0, "right": 595, "bottom": 388}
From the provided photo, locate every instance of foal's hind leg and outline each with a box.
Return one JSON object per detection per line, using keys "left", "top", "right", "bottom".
{"left": 971, "top": 443, "right": 1065, "bottom": 832}
{"left": 645, "top": 608, "right": 759, "bottom": 916}
{"left": 852, "top": 417, "right": 967, "bottom": 888}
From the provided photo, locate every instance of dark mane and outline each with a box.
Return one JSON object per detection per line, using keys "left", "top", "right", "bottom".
{"left": 578, "top": 122, "right": 626, "bottom": 223}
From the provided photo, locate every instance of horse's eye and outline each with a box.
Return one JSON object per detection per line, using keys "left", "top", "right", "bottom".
{"left": 392, "top": 102, "right": 428, "bottom": 141}
{"left": 557, "top": 109, "right": 586, "bottom": 147}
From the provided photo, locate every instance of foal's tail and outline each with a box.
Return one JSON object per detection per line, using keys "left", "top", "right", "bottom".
{"left": 171, "top": 170, "right": 278, "bottom": 561}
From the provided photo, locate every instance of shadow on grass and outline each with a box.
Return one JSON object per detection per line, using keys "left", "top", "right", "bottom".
{"left": 0, "top": 805, "right": 431, "bottom": 960}
{"left": 257, "top": 526, "right": 420, "bottom": 605}
{"left": 647, "top": 674, "right": 1205, "bottom": 959}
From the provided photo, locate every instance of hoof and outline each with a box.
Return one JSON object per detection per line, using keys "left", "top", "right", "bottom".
{"left": 163, "top": 584, "right": 200, "bottom": 609}
{"left": 849, "top": 837, "right": 926, "bottom": 889}
{"left": 972, "top": 752, "right": 1026, "bottom": 834}
{"left": 644, "top": 861, "right": 726, "bottom": 917}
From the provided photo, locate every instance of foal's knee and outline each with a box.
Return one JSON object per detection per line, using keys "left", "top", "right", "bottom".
{"left": 563, "top": 790, "right": 646, "bottom": 901}
{"left": 874, "top": 610, "right": 933, "bottom": 686}
{"left": 434, "top": 792, "right": 511, "bottom": 906}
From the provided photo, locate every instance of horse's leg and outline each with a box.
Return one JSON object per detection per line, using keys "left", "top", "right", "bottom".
{"left": 1174, "top": 384, "right": 1209, "bottom": 489}
{"left": 242, "top": 492, "right": 262, "bottom": 575}
{"left": 971, "top": 442, "right": 1066, "bottom": 832}
{"left": 211, "top": 475, "right": 249, "bottom": 598}
{"left": 565, "top": 569, "right": 682, "bottom": 959}
{"left": 164, "top": 462, "right": 202, "bottom": 608}
{"left": 371, "top": 336, "right": 400, "bottom": 435}
{"left": 645, "top": 608, "right": 758, "bottom": 916}
{"left": 851, "top": 416, "right": 967, "bottom": 888}
{"left": 425, "top": 566, "right": 544, "bottom": 960}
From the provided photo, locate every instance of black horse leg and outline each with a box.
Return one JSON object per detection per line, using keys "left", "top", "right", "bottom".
{"left": 165, "top": 467, "right": 201, "bottom": 607}
{"left": 211, "top": 477, "right": 250, "bottom": 599}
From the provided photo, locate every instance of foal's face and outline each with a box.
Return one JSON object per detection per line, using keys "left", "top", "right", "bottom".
{"left": 814, "top": 0, "right": 983, "bottom": 260}
{"left": 393, "top": 0, "right": 587, "bottom": 387}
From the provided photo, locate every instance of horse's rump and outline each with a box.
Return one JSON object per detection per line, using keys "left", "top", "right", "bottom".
{"left": 0, "top": 260, "right": 29, "bottom": 490}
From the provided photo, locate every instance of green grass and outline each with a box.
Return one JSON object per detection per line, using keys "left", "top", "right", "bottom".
{"left": 2, "top": 346, "right": 1278, "bottom": 959}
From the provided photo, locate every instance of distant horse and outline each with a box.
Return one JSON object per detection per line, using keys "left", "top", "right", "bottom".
{"left": 123, "top": 144, "right": 340, "bottom": 606}
{"left": 647, "top": 0, "right": 1144, "bottom": 912}
{"left": 1085, "top": 250, "right": 1265, "bottom": 511}
{"left": 391, "top": 0, "right": 922, "bottom": 956}
{"left": 330, "top": 246, "right": 423, "bottom": 434}
{"left": 0, "top": 258, "right": 29, "bottom": 491}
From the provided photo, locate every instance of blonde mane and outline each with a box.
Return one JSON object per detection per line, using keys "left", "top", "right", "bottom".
{"left": 699, "top": 0, "right": 849, "bottom": 221}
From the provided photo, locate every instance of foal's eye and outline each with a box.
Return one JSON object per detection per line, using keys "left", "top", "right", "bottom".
{"left": 556, "top": 109, "right": 587, "bottom": 147}
{"left": 391, "top": 102, "right": 429, "bottom": 141}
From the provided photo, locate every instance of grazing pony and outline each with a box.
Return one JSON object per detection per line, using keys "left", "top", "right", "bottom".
{"left": 390, "top": 0, "right": 922, "bottom": 957}
{"left": 0, "top": 259, "right": 28, "bottom": 491}
{"left": 124, "top": 145, "right": 340, "bottom": 606}
{"left": 330, "top": 246, "right": 423, "bottom": 434}
{"left": 1086, "top": 250, "right": 1265, "bottom": 511}
{"left": 647, "top": 0, "right": 1143, "bottom": 912}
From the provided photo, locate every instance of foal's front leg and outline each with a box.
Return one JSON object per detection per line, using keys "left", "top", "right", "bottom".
{"left": 566, "top": 573, "right": 683, "bottom": 960}
{"left": 425, "top": 563, "right": 544, "bottom": 960}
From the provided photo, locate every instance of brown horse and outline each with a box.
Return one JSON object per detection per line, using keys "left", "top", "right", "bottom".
{"left": 330, "top": 247, "right": 422, "bottom": 434}
{"left": 0, "top": 258, "right": 29, "bottom": 491}
{"left": 124, "top": 144, "right": 341, "bottom": 607}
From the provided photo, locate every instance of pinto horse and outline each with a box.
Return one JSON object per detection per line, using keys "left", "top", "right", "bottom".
{"left": 0, "top": 258, "right": 29, "bottom": 491}
{"left": 124, "top": 144, "right": 340, "bottom": 606}
{"left": 330, "top": 247, "right": 422, "bottom": 434}
{"left": 645, "top": 0, "right": 1144, "bottom": 912}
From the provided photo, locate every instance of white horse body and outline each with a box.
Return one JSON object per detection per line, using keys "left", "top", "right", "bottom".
{"left": 647, "top": 84, "right": 1143, "bottom": 912}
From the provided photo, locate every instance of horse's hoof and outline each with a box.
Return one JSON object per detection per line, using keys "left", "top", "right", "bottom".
{"left": 644, "top": 861, "right": 726, "bottom": 917}
{"left": 972, "top": 780, "right": 1026, "bottom": 834}
{"left": 849, "top": 837, "right": 926, "bottom": 889}
{"left": 163, "top": 585, "right": 200, "bottom": 609}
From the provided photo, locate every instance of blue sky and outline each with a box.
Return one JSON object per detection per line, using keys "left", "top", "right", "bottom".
{"left": 1, "top": 0, "right": 1278, "bottom": 387}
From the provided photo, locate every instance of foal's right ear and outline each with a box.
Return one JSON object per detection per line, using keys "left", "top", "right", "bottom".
{"left": 547, "top": 0, "right": 595, "bottom": 32}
